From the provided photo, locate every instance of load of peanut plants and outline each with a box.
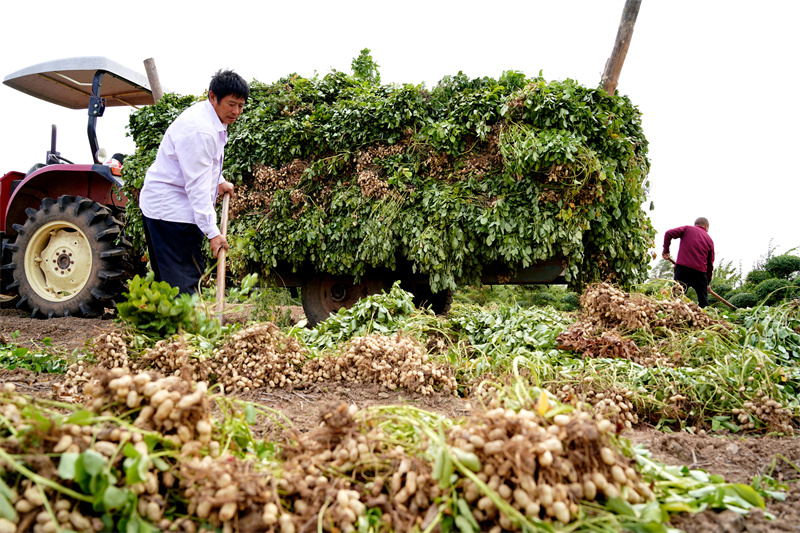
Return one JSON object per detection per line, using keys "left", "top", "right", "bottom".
{"left": 122, "top": 51, "right": 655, "bottom": 291}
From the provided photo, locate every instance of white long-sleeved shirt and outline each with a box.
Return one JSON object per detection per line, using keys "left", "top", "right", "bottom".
{"left": 139, "top": 99, "right": 228, "bottom": 239}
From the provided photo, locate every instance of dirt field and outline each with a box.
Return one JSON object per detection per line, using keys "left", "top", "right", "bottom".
{"left": 2, "top": 310, "right": 799, "bottom": 532}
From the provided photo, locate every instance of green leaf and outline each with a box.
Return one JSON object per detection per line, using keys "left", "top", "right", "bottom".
{"left": 81, "top": 450, "right": 107, "bottom": 477}
{"left": 454, "top": 514, "right": 476, "bottom": 533}
{"left": 58, "top": 452, "right": 80, "bottom": 480}
{"left": 0, "top": 478, "right": 13, "bottom": 501}
{"left": 66, "top": 410, "right": 95, "bottom": 426}
{"left": 0, "top": 491, "right": 18, "bottom": 522}
{"left": 124, "top": 456, "right": 149, "bottom": 485}
{"left": 143, "top": 434, "right": 159, "bottom": 451}
{"left": 102, "top": 485, "right": 129, "bottom": 510}
{"left": 122, "top": 442, "right": 141, "bottom": 459}
{"left": 151, "top": 457, "right": 169, "bottom": 472}
{"left": 245, "top": 404, "right": 257, "bottom": 425}
{"left": 605, "top": 496, "right": 636, "bottom": 517}
{"left": 620, "top": 520, "right": 669, "bottom": 533}
{"left": 729, "top": 484, "right": 765, "bottom": 508}
{"left": 456, "top": 498, "right": 479, "bottom": 530}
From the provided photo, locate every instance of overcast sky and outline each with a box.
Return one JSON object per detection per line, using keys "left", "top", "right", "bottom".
{"left": 1, "top": 0, "right": 798, "bottom": 277}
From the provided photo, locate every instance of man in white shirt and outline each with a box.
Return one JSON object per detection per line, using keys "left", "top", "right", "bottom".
{"left": 139, "top": 70, "right": 249, "bottom": 294}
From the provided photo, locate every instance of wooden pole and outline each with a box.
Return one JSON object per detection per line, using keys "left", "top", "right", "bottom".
{"left": 215, "top": 193, "right": 231, "bottom": 316}
{"left": 143, "top": 58, "right": 164, "bottom": 103}
{"left": 601, "top": 0, "right": 642, "bottom": 95}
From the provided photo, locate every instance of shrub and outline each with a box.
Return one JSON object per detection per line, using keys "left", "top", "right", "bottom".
{"left": 709, "top": 280, "right": 734, "bottom": 298}
{"left": 754, "top": 278, "right": 793, "bottom": 305}
{"left": 528, "top": 290, "right": 557, "bottom": 307}
{"left": 728, "top": 291, "right": 759, "bottom": 309}
{"left": 745, "top": 269, "right": 774, "bottom": 287}
{"left": 764, "top": 254, "right": 800, "bottom": 279}
{"left": 561, "top": 292, "right": 580, "bottom": 310}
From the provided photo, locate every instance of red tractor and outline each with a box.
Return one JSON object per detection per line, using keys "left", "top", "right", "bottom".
{"left": 1, "top": 57, "right": 154, "bottom": 318}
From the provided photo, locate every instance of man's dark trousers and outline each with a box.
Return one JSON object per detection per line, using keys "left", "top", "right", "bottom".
{"left": 674, "top": 264, "right": 709, "bottom": 308}
{"left": 142, "top": 215, "right": 205, "bottom": 295}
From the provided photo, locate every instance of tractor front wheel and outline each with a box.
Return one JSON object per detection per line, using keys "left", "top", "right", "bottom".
{"left": 6, "top": 195, "right": 131, "bottom": 318}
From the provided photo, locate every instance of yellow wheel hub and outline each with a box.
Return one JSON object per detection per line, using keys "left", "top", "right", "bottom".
{"left": 24, "top": 221, "right": 92, "bottom": 302}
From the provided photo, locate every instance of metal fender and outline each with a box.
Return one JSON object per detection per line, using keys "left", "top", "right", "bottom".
{"left": 1, "top": 164, "right": 127, "bottom": 235}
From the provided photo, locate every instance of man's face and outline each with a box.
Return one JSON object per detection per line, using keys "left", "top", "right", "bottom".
{"left": 209, "top": 92, "right": 246, "bottom": 125}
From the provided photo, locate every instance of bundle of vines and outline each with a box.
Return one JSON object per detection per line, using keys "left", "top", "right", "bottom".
{"left": 123, "top": 53, "right": 655, "bottom": 292}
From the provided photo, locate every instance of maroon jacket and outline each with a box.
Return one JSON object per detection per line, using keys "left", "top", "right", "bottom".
{"left": 663, "top": 225, "right": 715, "bottom": 280}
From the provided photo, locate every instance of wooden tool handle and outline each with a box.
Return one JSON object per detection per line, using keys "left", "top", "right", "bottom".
{"left": 215, "top": 193, "right": 231, "bottom": 316}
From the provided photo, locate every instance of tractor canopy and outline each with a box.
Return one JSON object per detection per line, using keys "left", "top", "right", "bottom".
{"left": 2, "top": 56, "right": 155, "bottom": 109}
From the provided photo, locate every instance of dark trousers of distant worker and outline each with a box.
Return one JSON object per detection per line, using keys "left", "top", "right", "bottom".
{"left": 142, "top": 215, "right": 205, "bottom": 295}
{"left": 673, "top": 264, "right": 709, "bottom": 308}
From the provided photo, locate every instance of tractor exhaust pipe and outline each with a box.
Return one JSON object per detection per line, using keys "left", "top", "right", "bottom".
{"left": 46, "top": 124, "right": 60, "bottom": 164}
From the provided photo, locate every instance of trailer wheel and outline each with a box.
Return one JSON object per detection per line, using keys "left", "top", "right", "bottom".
{"left": 408, "top": 283, "right": 453, "bottom": 316}
{"left": 301, "top": 274, "right": 388, "bottom": 327}
{"left": 5, "top": 195, "right": 131, "bottom": 318}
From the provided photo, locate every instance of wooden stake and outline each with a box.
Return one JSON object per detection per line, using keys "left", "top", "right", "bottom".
{"left": 215, "top": 193, "right": 230, "bottom": 316}
{"left": 143, "top": 58, "right": 164, "bottom": 104}
{"left": 601, "top": 0, "right": 642, "bottom": 95}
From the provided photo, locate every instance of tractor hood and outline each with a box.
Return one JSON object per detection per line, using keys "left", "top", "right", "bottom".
{"left": 2, "top": 56, "right": 156, "bottom": 109}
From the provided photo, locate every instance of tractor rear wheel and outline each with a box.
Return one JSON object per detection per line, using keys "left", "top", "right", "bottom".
{"left": 301, "top": 274, "right": 389, "bottom": 327}
{"left": 5, "top": 195, "right": 131, "bottom": 318}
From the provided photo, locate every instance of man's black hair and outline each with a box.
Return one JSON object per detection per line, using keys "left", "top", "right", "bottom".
{"left": 209, "top": 69, "right": 249, "bottom": 102}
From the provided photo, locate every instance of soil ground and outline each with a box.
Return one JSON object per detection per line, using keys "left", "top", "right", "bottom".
{"left": 2, "top": 310, "right": 799, "bottom": 532}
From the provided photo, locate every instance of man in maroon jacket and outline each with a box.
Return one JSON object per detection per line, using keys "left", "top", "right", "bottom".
{"left": 662, "top": 217, "right": 715, "bottom": 308}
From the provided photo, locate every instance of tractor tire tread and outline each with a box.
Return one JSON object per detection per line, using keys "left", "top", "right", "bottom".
{"left": 8, "top": 195, "right": 133, "bottom": 318}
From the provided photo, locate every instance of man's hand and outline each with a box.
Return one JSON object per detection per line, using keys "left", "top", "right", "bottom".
{"left": 218, "top": 181, "right": 234, "bottom": 197}
{"left": 662, "top": 252, "right": 671, "bottom": 261}
{"left": 210, "top": 235, "right": 229, "bottom": 259}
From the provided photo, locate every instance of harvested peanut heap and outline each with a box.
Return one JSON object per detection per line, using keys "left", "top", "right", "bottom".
{"left": 580, "top": 282, "right": 722, "bottom": 332}
{"left": 229, "top": 158, "right": 308, "bottom": 218}
{"left": 64, "top": 326, "right": 457, "bottom": 398}
{"left": 0, "top": 377, "right": 271, "bottom": 533}
{"left": 0, "top": 478, "right": 96, "bottom": 533}
{"left": 551, "top": 382, "right": 640, "bottom": 429}
{"left": 208, "top": 322, "right": 308, "bottom": 392}
{"left": 176, "top": 451, "right": 276, "bottom": 533}
{"left": 556, "top": 325, "right": 675, "bottom": 368}
{"left": 258, "top": 400, "right": 650, "bottom": 532}
{"left": 274, "top": 402, "right": 441, "bottom": 533}
{"left": 355, "top": 143, "right": 405, "bottom": 199}
{"left": 134, "top": 337, "right": 208, "bottom": 379}
{"left": 557, "top": 325, "right": 642, "bottom": 360}
{"left": 733, "top": 389, "right": 795, "bottom": 435}
{"left": 2, "top": 372, "right": 654, "bottom": 533}
{"left": 83, "top": 368, "right": 214, "bottom": 441}
{"left": 446, "top": 404, "right": 652, "bottom": 531}
{"left": 303, "top": 333, "right": 458, "bottom": 395}
{"left": 0, "top": 377, "right": 210, "bottom": 533}
{"left": 59, "top": 331, "right": 131, "bottom": 400}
